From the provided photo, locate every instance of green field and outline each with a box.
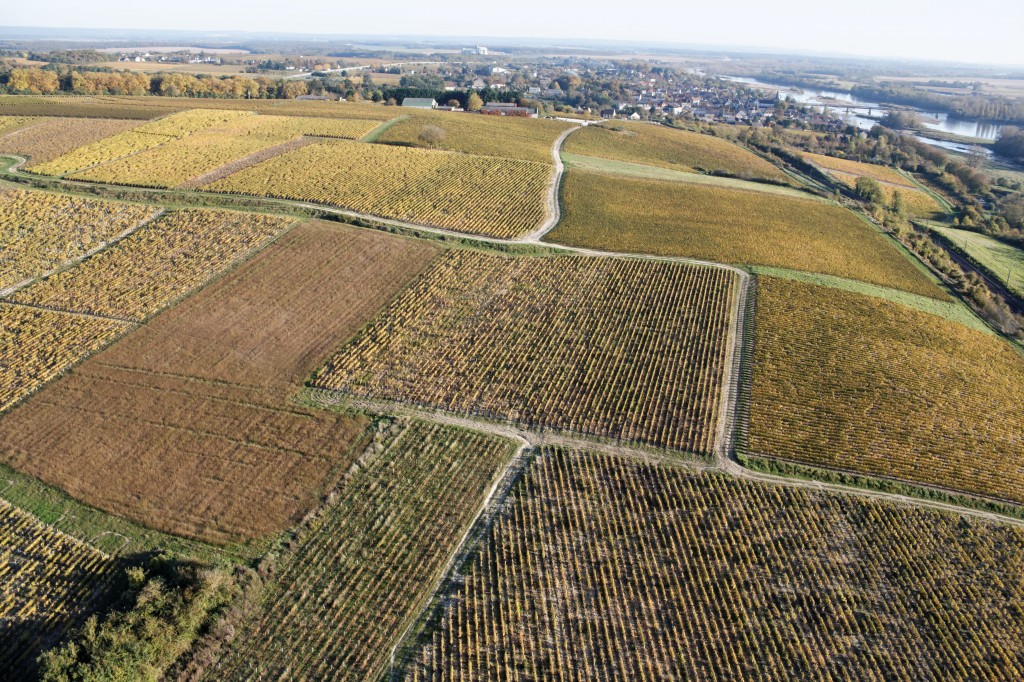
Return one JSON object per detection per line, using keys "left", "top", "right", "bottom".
{"left": 931, "top": 224, "right": 1024, "bottom": 298}
{"left": 547, "top": 168, "right": 947, "bottom": 299}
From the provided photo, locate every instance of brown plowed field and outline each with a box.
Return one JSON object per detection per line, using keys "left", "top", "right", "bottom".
{"left": 0, "top": 220, "right": 440, "bottom": 543}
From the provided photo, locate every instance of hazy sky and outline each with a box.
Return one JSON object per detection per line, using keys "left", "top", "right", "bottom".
{"left": 6, "top": 0, "right": 1024, "bottom": 67}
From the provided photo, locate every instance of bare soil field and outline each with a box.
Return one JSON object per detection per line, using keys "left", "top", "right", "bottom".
{"left": 0, "top": 221, "right": 440, "bottom": 543}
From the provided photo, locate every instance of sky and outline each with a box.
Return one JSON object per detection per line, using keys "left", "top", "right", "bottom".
{"left": 5, "top": 0, "right": 1024, "bottom": 67}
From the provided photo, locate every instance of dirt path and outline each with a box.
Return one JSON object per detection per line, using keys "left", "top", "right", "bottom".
{"left": 522, "top": 123, "right": 583, "bottom": 243}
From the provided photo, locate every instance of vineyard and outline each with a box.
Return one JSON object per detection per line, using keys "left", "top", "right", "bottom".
{"left": 0, "top": 221, "right": 437, "bottom": 542}
{"left": 8, "top": 209, "right": 292, "bottom": 321}
{"left": 0, "top": 500, "right": 116, "bottom": 677}
{"left": 827, "top": 168, "right": 944, "bottom": 216}
{"left": 69, "top": 114, "right": 381, "bottom": 188}
{"left": 803, "top": 151, "right": 918, "bottom": 187}
{"left": 548, "top": 168, "right": 947, "bottom": 299}
{"left": 314, "top": 250, "right": 735, "bottom": 453}
{"left": 207, "top": 420, "right": 516, "bottom": 682}
{"left": 375, "top": 112, "right": 573, "bottom": 163}
{"left": 406, "top": 448, "right": 1024, "bottom": 681}
{"left": 31, "top": 109, "right": 253, "bottom": 176}
{"left": 564, "top": 121, "right": 791, "bottom": 181}
{"left": 0, "top": 303, "right": 129, "bottom": 413}
{"left": 0, "top": 117, "right": 142, "bottom": 166}
{"left": 205, "top": 139, "right": 552, "bottom": 238}
{"left": 0, "top": 116, "right": 38, "bottom": 136}
{"left": 747, "top": 276, "right": 1024, "bottom": 504}
{"left": 0, "top": 188, "right": 157, "bottom": 292}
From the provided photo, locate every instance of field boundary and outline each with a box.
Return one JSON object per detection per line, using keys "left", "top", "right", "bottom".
{"left": 522, "top": 123, "right": 582, "bottom": 242}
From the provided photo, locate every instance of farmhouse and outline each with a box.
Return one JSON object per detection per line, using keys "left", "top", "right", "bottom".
{"left": 402, "top": 98, "right": 438, "bottom": 109}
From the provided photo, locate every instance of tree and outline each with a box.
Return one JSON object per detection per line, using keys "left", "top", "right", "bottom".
{"left": 447, "top": 98, "right": 460, "bottom": 108}
{"left": 855, "top": 176, "right": 885, "bottom": 205}
{"left": 891, "top": 190, "right": 906, "bottom": 216}
{"left": 418, "top": 125, "right": 446, "bottom": 148}
{"left": 466, "top": 92, "right": 483, "bottom": 112}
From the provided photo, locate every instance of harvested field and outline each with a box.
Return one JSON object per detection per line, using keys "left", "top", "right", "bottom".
{"left": 0, "top": 500, "right": 116, "bottom": 678}
{"left": 314, "top": 250, "right": 735, "bottom": 453}
{"left": 0, "top": 303, "right": 130, "bottom": 413}
{"left": 0, "top": 118, "right": 143, "bottom": 166}
{"left": 804, "top": 151, "right": 916, "bottom": 187}
{"left": 547, "top": 169, "right": 946, "bottom": 299}
{"left": 0, "top": 187, "right": 157, "bottom": 292}
{"left": 375, "top": 112, "right": 573, "bottom": 163}
{"left": 206, "top": 139, "right": 552, "bottom": 238}
{"left": 564, "top": 121, "right": 791, "bottom": 181}
{"left": 0, "top": 221, "right": 439, "bottom": 542}
{"left": 208, "top": 420, "right": 516, "bottom": 682}
{"left": 748, "top": 276, "right": 1024, "bottom": 504}
{"left": 406, "top": 448, "right": 1024, "bottom": 681}
{"left": 9, "top": 209, "right": 292, "bottom": 321}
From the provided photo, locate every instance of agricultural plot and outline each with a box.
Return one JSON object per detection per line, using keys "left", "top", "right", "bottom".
{"left": 827, "top": 168, "right": 944, "bottom": 217}
{"left": 0, "top": 116, "right": 38, "bottom": 136}
{"left": 406, "top": 448, "right": 1024, "bottom": 681}
{"left": 803, "top": 151, "right": 916, "bottom": 187}
{"left": 70, "top": 114, "right": 380, "bottom": 188}
{"left": 207, "top": 420, "right": 516, "bottom": 682}
{"left": 0, "top": 221, "right": 438, "bottom": 543}
{"left": 375, "top": 112, "right": 573, "bottom": 163}
{"left": 0, "top": 304, "right": 130, "bottom": 413}
{"left": 0, "top": 501, "right": 116, "bottom": 677}
{"left": 9, "top": 209, "right": 292, "bottom": 321}
{"left": 206, "top": 139, "right": 552, "bottom": 238}
{"left": 932, "top": 224, "right": 1024, "bottom": 298}
{"left": 748, "top": 276, "right": 1024, "bottom": 504}
{"left": 314, "top": 250, "right": 735, "bottom": 453}
{"left": 0, "top": 95, "right": 181, "bottom": 119}
{"left": 31, "top": 108, "right": 252, "bottom": 176}
{"left": 0, "top": 188, "right": 157, "bottom": 292}
{"left": 0, "top": 118, "right": 143, "bottom": 166}
{"left": 564, "top": 121, "right": 791, "bottom": 181}
{"left": 548, "top": 169, "right": 946, "bottom": 299}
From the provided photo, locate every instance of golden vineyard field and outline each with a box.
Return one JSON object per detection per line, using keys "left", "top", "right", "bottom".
{"left": 827, "top": 168, "right": 944, "bottom": 217}
{"left": 803, "top": 151, "right": 917, "bottom": 187}
{"left": 9, "top": 209, "right": 292, "bottom": 321}
{"left": 0, "top": 304, "right": 130, "bottom": 413}
{"left": 206, "top": 139, "right": 552, "bottom": 238}
{"left": 747, "top": 276, "right": 1024, "bottom": 504}
{"left": 0, "top": 188, "right": 157, "bottom": 291}
{"left": 407, "top": 448, "right": 1024, "bottom": 681}
{"left": 0, "top": 501, "right": 116, "bottom": 677}
{"left": 31, "top": 109, "right": 252, "bottom": 176}
{"left": 69, "top": 114, "right": 381, "bottom": 188}
{"left": 314, "top": 250, "right": 736, "bottom": 453}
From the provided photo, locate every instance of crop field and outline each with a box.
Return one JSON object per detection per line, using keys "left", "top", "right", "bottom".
{"left": 406, "top": 448, "right": 1024, "bottom": 681}
{"left": 747, "top": 276, "right": 1024, "bottom": 504}
{"left": 0, "top": 221, "right": 438, "bottom": 543}
{"left": 31, "top": 109, "right": 253, "bottom": 176}
{"left": 827, "top": 168, "right": 944, "bottom": 216}
{"left": 375, "top": 112, "right": 573, "bottom": 163}
{"left": 0, "top": 95, "right": 180, "bottom": 119}
{"left": 932, "top": 224, "right": 1024, "bottom": 298}
{"left": 0, "top": 117, "right": 143, "bottom": 167}
{"left": 314, "top": 250, "right": 735, "bottom": 453}
{"left": 8, "top": 209, "right": 292, "bottom": 321}
{"left": 208, "top": 420, "right": 516, "bottom": 682}
{"left": 0, "top": 116, "right": 38, "bottom": 136}
{"left": 548, "top": 169, "right": 946, "bottom": 299}
{"left": 0, "top": 188, "right": 157, "bottom": 292}
{"left": 206, "top": 139, "right": 552, "bottom": 238}
{"left": 803, "top": 151, "right": 917, "bottom": 188}
{"left": 69, "top": 114, "right": 381, "bottom": 188}
{"left": 563, "top": 122, "right": 791, "bottom": 181}
{"left": 0, "top": 500, "right": 116, "bottom": 677}
{"left": 0, "top": 304, "right": 130, "bottom": 413}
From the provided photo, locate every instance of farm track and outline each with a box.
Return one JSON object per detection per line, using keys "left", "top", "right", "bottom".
{"left": 1, "top": 152, "right": 1021, "bottom": 527}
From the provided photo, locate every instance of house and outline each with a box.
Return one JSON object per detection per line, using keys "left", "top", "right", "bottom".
{"left": 628, "top": 112, "right": 642, "bottom": 120}
{"left": 471, "top": 78, "right": 486, "bottom": 89}
{"left": 600, "top": 108, "right": 616, "bottom": 119}
{"left": 480, "top": 102, "right": 538, "bottom": 118}
{"left": 402, "top": 98, "right": 438, "bottom": 109}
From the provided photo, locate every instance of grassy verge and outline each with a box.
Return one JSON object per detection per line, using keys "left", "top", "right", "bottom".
{"left": 737, "top": 453, "right": 1024, "bottom": 522}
